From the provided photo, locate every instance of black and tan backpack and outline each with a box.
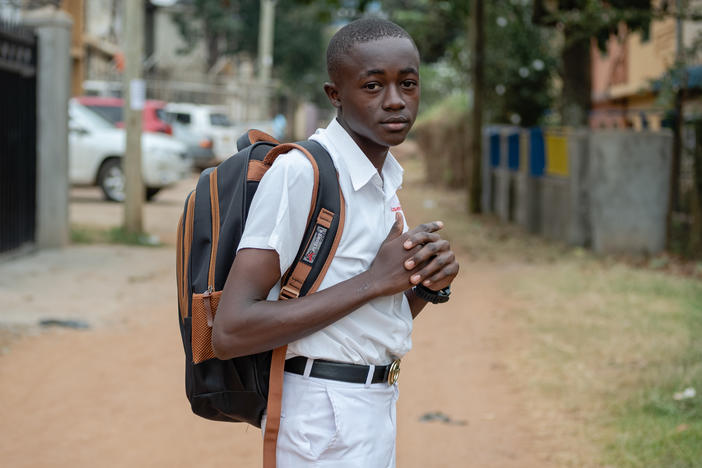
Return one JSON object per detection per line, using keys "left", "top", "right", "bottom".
{"left": 176, "top": 130, "right": 344, "bottom": 467}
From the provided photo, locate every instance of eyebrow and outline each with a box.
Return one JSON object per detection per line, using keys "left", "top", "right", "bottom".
{"left": 362, "top": 67, "right": 419, "bottom": 77}
{"left": 363, "top": 69, "right": 384, "bottom": 77}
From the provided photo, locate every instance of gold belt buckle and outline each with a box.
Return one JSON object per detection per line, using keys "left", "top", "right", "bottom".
{"left": 387, "top": 359, "right": 401, "bottom": 385}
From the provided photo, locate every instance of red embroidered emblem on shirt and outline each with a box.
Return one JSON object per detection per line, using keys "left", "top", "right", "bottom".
{"left": 391, "top": 206, "right": 402, "bottom": 212}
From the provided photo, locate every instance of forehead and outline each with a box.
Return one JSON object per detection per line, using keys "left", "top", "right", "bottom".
{"left": 337, "top": 37, "right": 419, "bottom": 79}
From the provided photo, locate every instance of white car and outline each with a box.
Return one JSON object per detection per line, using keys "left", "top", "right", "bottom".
{"left": 69, "top": 99, "right": 190, "bottom": 201}
{"left": 164, "top": 103, "right": 275, "bottom": 164}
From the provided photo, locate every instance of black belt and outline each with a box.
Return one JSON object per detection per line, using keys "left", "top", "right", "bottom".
{"left": 284, "top": 356, "right": 398, "bottom": 385}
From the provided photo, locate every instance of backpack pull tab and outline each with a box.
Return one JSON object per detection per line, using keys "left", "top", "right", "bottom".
{"left": 203, "top": 287, "right": 214, "bottom": 327}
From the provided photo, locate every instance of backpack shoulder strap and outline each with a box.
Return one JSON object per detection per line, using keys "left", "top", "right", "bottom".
{"left": 262, "top": 140, "right": 345, "bottom": 468}
{"left": 236, "top": 129, "right": 279, "bottom": 152}
{"left": 281, "top": 139, "right": 344, "bottom": 298}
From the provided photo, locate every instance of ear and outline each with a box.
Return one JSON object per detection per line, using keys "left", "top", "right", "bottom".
{"left": 323, "top": 82, "right": 341, "bottom": 109}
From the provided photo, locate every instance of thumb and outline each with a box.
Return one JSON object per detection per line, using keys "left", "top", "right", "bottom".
{"left": 385, "top": 212, "right": 404, "bottom": 242}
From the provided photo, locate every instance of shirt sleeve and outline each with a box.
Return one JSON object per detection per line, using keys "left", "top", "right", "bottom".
{"left": 237, "top": 149, "right": 314, "bottom": 277}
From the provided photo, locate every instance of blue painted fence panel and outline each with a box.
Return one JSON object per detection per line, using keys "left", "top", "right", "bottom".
{"left": 507, "top": 133, "right": 520, "bottom": 171}
{"left": 529, "top": 128, "right": 545, "bottom": 177}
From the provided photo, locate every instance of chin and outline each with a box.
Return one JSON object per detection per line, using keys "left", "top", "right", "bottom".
{"left": 383, "top": 132, "right": 409, "bottom": 147}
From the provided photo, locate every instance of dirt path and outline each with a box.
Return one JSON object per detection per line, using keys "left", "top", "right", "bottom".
{"left": 0, "top": 153, "right": 557, "bottom": 467}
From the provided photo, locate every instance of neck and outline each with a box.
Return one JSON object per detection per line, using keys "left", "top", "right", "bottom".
{"left": 335, "top": 117, "right": 388, "bottom": 173}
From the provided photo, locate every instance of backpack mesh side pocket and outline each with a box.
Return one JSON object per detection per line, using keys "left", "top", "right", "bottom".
{"left": 191, "top": 290, "right": 222, "bottom": 364}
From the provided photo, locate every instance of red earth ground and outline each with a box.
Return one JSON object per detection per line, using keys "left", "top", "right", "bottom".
{"left": 0, "top": 144, "right": 563, "bottom": 467}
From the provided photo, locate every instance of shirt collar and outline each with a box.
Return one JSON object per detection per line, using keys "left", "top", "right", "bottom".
{"left": 322, "top": 118, "right": 404, "bottom": 197}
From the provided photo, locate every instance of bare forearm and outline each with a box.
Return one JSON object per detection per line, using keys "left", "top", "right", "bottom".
{"left": 213, "top": 269, "right": 385, "bottom": 359}
{"left": 405, "top": 287, "right": 429, "bottom": 319}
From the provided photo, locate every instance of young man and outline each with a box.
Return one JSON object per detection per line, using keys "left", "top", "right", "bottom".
{"left": 213, "top": 18, "right": 459, "bottom": 467}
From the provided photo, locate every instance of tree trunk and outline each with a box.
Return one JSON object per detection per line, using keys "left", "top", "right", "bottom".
{"left": 560, "top": 26, "right": 591, "bottom": 127}
{"left": 469, "top": 0, "right": 484, "bottom": 214}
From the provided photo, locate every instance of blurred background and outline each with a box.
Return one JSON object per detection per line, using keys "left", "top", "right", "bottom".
{"left": 1, "top": 1, "right": 702, "bottom": 467}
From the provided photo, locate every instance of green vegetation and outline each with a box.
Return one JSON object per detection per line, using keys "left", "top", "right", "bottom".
{"left": 414, "top": 91, "right": 468, "bottom": 127}
{"left": 71, "top": 225, "right": 163, "bottom": 247}
{"left": 513, "top": 264, "right": 702, "bottom": 467}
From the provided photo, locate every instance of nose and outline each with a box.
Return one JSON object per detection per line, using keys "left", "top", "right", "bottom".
{"left": 383, "top": 84, "right": 405, "bottom": 110}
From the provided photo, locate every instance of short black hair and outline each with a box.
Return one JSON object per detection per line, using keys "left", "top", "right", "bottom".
{"left": 326, "top": 17, "right": 417, "bottom": 80}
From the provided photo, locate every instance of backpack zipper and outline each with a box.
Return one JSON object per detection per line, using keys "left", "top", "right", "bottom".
{"left": 202, "top": 285, "right": 214, "bottom": 327}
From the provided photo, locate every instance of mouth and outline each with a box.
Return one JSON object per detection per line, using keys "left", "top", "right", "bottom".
{"left": 380, "top": 116, "right": 410, "bottom": 131}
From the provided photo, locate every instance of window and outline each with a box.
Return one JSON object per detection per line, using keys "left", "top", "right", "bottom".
{"left": 88, "top": 105, "right": 123, "bottom": 124}
{"left": 209, "top": 113, "right": 231, "bottom": 126}
{"left": 174, "top": 113, "right": 192, "bottom": 125}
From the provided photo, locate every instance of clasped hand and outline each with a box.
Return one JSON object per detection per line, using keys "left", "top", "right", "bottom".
{"left": 369, "top": 212, "right": 459, "bottom": 297}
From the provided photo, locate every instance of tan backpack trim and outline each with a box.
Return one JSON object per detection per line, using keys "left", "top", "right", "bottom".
{"left": 180, "top": 192, "right": 196, "bottom": 322}
{"left": 247, "top": 160, "right": 268, "bottom": 182}
{"left": 207, "top": 168, "right": 220, "bottom": 290}
{"left": 247, "top": 129, "right": 279, "bottom": 146}
{"left": 176, "top": 212, "right": 184, "bottom": 319}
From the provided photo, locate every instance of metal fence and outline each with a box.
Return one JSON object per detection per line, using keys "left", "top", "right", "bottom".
{"left": 0, "top": 21, "right": 37, "bottom": 255}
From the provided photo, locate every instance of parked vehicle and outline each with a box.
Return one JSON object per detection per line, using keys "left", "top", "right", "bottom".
{"left": 75, "top": 96, "right": 173, "bottom": 135}
{"left": 68, "top": 99, "right": 190, "bottom": 202}
{"left": 163, "top": 103, "right": 237, "bottom": 166}
{"left": 164, "top": 103, "right": 275, "bottom": 166}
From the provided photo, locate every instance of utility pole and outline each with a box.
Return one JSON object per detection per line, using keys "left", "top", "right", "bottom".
{"left": 257, "top": 0, "right": 276, "bottom": 118}
{"left": 123, "top": 0, "right": 144, "bottom": 234}
{"left": 469, "top": 0, "right": 484, "bottom": 214}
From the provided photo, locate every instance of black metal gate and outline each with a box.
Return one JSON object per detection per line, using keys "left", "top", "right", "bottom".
{"left": 0, "top": 21, "right": 37, "bottom": 255}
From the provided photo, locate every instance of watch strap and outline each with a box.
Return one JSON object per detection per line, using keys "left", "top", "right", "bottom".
{"left": 413, "top": 284, "right": 451, "bottom": 304}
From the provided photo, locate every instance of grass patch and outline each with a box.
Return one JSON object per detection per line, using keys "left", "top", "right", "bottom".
{"left": 510, "top": 263, "right": 702, "bottom": 467}
{"left": 71, "top": 225, "right": 162, "bottom": 247}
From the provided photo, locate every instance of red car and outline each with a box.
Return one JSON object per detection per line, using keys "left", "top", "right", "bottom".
{"left": 75, "top": 96, "right": 172, "bottom": 135}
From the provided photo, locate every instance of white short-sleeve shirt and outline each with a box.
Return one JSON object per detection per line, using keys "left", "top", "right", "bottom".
{"left": 238, "top": 118, "right": 412, "bottom": 365}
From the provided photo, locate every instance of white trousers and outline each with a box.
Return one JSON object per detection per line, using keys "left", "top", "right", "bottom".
{"left": 262, "top": 370, "right": 399, "bottom": 467}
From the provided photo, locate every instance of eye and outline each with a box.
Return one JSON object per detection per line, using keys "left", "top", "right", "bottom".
{"left": 401, "top": 80, "right": 418, "bottom": 89}
{"left": 363, "top": 82, "right": 382, "bottom": 91}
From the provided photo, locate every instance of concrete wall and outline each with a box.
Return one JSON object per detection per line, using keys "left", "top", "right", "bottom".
{"left": 589, "top": 130, "right": 672, "bottom": 255}
{"left": 539, "top": 175, "right": 571, "bottom": 242}
{"left": 513, "top": 171, "right": 530, "bottom": 228}
{"left": 483, "top": 127, "right": 671, "bottom": 255}
{"left": 22, "top": 8, "right": 72, "bottom": 249}
{"left": 493, "top": 168, "right": 511, "bottom": 222}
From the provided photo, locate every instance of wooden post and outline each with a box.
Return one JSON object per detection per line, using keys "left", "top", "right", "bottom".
{"left": 469, "top": 0, "right": 484, "bottom": 214}
{"left": 257, "top": 0, "right": 276, "bottom": 119}
{"left": 123, "top": 0, "right": 144, "bottom": 234}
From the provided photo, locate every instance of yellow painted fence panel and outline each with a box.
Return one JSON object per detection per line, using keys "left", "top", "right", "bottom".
{"left": 545, "top": 133, "right": 569, "bottom": 176}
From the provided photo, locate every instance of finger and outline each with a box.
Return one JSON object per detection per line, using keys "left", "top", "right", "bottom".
{"left": 403, "top": 231, "right": 441, "bottom": 250}
{"left": 409, "top": 251, "right": 455, "bottom": 285}
{"left": 405, "top": 239, "right": 450, "bottom": 269}
{"left": 385, "top": 212, "right": 404, "bottom": 242}
{"left": 421, "top": 261, "right": 459, "bottom": 288}
{"left": 406, "top": 221, "right": 444, "bottom": 238}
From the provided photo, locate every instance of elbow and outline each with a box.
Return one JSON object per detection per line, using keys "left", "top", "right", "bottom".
{"left": 211, "top": 321, "right": 253, "bottom": 360}
{"left": 211, "top": 326, "right": 230, "bottom": 360}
